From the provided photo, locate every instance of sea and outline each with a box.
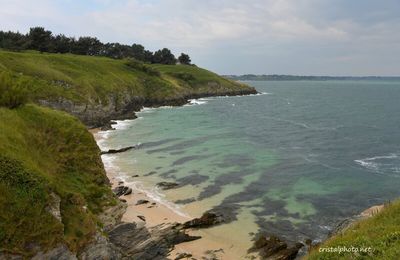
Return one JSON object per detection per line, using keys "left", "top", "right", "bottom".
{"left": 97, "top": 79, "right": 400, "bottom": 250}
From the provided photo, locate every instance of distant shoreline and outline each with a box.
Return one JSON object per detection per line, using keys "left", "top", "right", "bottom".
{"left": 223, "top": 75, "right": 400, "bottom": 81}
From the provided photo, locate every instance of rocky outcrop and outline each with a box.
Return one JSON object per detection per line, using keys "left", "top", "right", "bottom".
{"left": 46, "top": 192, "right": 62, "bottom": 223}
{"left": 31, "top": 245, "right": 77, "bottom": 260}
{"left": 329, "top": 204, "right": 386, "bottom": 237}
{"left": 98, "top": 200, "right": 127, "bottom": 232}
{"left": 101, "top": 146, "right": 136, "bottom": 155}
{"left": 112, "top": 186, "right": 133, "bottom": 197}
{"left": 79, "top": 232, "right": 122, "bottom": 260}
{"left": 136, "top": 199, "right": 150, "bottom": 205}
{"left": 108, "top": 222, "right": 201, "bottom": 260}
{"left": 38, "top": 88, "right": 258, "bottom": 129}
{"left": 182, "top": 212, "right": 224, "bottom": 229}
{"left": 249, "top": 235, "right": 303, "bottom": 260}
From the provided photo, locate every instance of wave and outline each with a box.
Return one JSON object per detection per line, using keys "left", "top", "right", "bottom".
{"left": 100, "top": 149, "right": 189, "bottom": 218}
{"left": 355, "top": 153, "right": 400, "bottom": 175}
{"left": 187, "top": 98, "right": 208, "bottom": 105}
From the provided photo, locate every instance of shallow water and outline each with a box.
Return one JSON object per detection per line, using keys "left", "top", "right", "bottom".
{"left": 98, "top": 80, "right": 400, "bottom": 245}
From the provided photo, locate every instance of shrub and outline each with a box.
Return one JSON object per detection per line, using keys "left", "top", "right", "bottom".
{"left": 168, "top": 72, "right": 195, "bottom": 82}
{"left": 125, "top": 59, "right": 161, "bottom": 77}
{"left": 0, "top": 72, "right": 29, "bottom": 109}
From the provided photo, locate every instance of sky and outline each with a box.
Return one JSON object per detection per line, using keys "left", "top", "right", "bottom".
{"left": 1, "top": 0, "right": 399, "bottom": 76}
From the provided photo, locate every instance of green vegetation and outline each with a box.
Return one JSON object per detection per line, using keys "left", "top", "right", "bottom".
{"left": 0, "top": 72, "right": 29, "bottom": 108}
{"left": 0, "top": 104, "right": 115, "bottom": 256}
{"left": 0, "top": 48, "right": 254, "bottom": 257}
{"left": 306, "top": 201, "right": 400, "bottom": 259}
{"left": 0, "top": 50, "right": 253, "bottom": 106}
{"left": 0, "top": 27, "right": 186, "bottom": 64}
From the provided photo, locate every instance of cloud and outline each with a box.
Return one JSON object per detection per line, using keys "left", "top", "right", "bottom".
{"left": 0, "top": 0, "right": 399, "bottom": 75}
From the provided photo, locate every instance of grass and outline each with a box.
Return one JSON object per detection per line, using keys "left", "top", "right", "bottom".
{"left": 0, "top": 50, "right": 254, "bottom": 107}
{"left": 306, "top": 201, "right": 400, "bottom": 260}
{"left": 0, "top": 49, "right": 254, "bottom": 257}
{"left": 0, "top": 104, "right": 115, "bottom": 257}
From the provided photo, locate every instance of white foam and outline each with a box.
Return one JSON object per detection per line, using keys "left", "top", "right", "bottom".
{"left": 188, "top": 99, "right": 208, "bottom": 105}
{"left": 113, "top": 119, "right": 136, "bottom": 130}
{"left": 355, "top": 153, "right": 400, "bottom": 174}
{"left": 120, "top": 179, "right": 190, "bottom": 218}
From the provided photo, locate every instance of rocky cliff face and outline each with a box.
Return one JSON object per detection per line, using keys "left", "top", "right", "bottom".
{"left": 38, "top": 88, "right": 257, "bottom": 128}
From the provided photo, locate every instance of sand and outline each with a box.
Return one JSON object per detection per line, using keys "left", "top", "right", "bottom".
{"left": 92, "top": 128, "right": 255, "bottom": 260}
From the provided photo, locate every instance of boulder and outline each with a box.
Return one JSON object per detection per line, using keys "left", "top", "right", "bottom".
{"left": 136, "top": 199, "right": 150, "bottom": 205}
{"left": 108, "top": 222, "right": 201, "bottom": 260}
{"left": 182, "top": 212, "right": 224, "bottom": 229}
{"left": 175, "top": 252, "right": 193, "bottom": 260}
{"left": 112, "top": 186, "right": 132, "bottom": 197}
{"left": 249, "top": 235, "right": 303, "bottom": 260}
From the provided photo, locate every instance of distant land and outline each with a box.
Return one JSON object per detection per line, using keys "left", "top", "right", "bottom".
{"left": 223, "top": 74, "right": 400, "bottom": 81}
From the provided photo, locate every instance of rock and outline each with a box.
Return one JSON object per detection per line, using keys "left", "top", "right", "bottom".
{"left": 360, "top": 204, "right": 385, "bottom": 218}
{"left": 108, "top": 222, "right": 201, "bottom": 260}
{"left": 118, "top": 181, "right": 124, "bottom": 185}
{"left": 46, "top": 193, "right": 62, "bottom": 222}
{"left": 112, "top": 186, "right": 132, "bottom": 197}
{"left": 156, "top": 182, "right": 179, "bottom": 190}
{"left": 100, "top": 123, "right": 115, "bottom": 131}
{"left": 132, "top": 174, "right": 140, "bottom": 178}
{"left": 175, "top": 252, "right": 193, "bottom": 259}
{"left": 137, "top": 215, "right": 146, "bottom": 222}
{"left": 120, "top": 199, "right": 127, "bottom": 203}
{"left": 249, "top": 235, "right": 303, "bottom": 260}
{"left": 330, "top": 204, "right": 386, "bottom": 238}
{"left": 124, "top": 188, "right": 133, "bottom": 196}
{"left": 271, "top": 242, "right": 304, "bottom": 260}
{"left": 79, "top": 232, "right": 122, "bottom": 260}
{"left": 110, "top": 121, "right": 118, "bottom": 125}
{"left": 31, "top": 244, "right": 77, "bottom": 260}
{"left": 182, "top": 212, "right": 224, "bottom": 229}
{"left": 136, "top": 199, "right": 150, "bottom": 205}
{"left": 101, "top": 146, "right": 136, "bottom": 155}
{"left": 98, "top": 200, "right": 127, "bottom": 232}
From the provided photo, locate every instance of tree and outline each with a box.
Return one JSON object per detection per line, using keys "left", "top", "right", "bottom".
{"left": 51, "top": 34, "right": 72, "bottom": 53}
{"left": 178, "top": 53, "right": 191, "bottom": 65}
{"left": 28, "top": 27, "right": 53, "bottom": 52}
{"left": 152, "top": 48, "right": 176, "bottom": 65}
{"left": 72, "top": 36, "right": 103, "bottom": 56}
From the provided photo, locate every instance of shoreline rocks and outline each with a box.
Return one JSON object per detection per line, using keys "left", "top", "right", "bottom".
{"left": 101, "top": 146, "right": 136, "bottom": 155}
{"left": 182, "top": 212, "right": 224, "bottom": 229}
{"left": 249, "top": 235, "right": 303, "bottom": 260}
{"left": 112, "top": 186, "right": 133, "bottom": 197}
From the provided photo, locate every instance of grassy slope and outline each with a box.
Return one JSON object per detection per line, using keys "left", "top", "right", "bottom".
{"left": 306, "top": 201, "right": 400, "bottom": 259}
{"left": 0, "top": 104, "right": 115, "bottom": 257}
{"left": 0, "top": 50, "right": 253, "bottom": 106}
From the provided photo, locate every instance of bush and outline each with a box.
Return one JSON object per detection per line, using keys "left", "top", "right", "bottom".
{"left": 125, "top": 59, "right": 161, "bottom": 77}
{"left": 168, "top": 72, "right": 195, "bottom": 82}
{"left": 0, "top": 72, "right": 29, "bottom": 109}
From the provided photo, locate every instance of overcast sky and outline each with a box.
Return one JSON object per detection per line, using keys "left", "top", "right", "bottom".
{"left": 1, "top": 0, "right": 399, "bottom": 76}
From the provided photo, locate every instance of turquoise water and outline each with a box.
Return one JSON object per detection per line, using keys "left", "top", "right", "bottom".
{"left": 99, "top": 80, "right": 400, "bottom": 243}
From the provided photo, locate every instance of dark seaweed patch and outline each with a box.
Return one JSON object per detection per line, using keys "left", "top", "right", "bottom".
{"left": 172, "top": 154, "right": 211, "bottom": 166}
{"left": 139, "top": 138, "right": 181, "bottom": 149}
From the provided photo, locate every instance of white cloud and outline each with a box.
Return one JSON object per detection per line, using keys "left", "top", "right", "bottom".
{"left": 0, "top": 0, "right": 399, "bottom": 75}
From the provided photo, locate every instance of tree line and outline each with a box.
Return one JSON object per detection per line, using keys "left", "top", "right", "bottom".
{"left": 0, "top": 27, "right": 192, "bottom": 65}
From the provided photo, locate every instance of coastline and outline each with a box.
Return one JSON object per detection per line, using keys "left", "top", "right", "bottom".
{"left": 91, "top": 125, "right": 255, "bottom": 259}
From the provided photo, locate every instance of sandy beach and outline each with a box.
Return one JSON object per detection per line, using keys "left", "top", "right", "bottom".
{"left": 91, "top": 128, "right": 254, "bottom": 260}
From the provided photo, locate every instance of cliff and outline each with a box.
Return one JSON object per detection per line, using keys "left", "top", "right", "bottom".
{"left": 0, "top": 50, "right": 257, "bottom": 127}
